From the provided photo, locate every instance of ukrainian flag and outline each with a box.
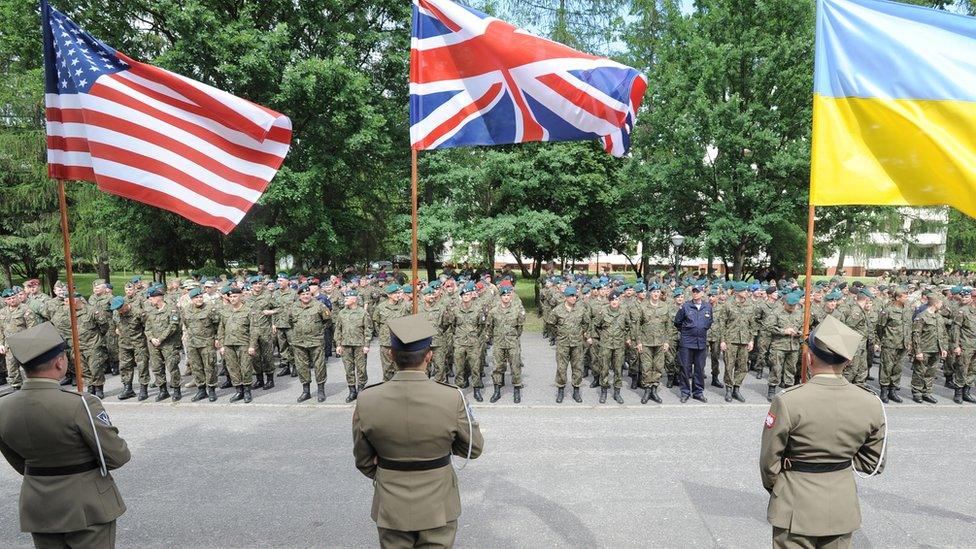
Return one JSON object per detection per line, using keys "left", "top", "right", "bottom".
{"left": 812, "top": 0, "right": 976, "bottom": 217}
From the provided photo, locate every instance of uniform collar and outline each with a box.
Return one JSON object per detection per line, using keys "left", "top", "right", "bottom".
{"left": 391, "top": 370, "right": 430, "bottom": 381}
{"left": 808, "top": 373, "right": 849, "bottom": 386}
{"left": 22, "top": 378, "right": 62, "bottom": 389}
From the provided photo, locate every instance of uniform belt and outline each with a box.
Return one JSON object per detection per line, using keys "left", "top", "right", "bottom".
{"left": 377, "top": 455, "right": 451, "bottom": 471}
{"left": 783, "top": 459, "right": 850, "bottom": 473}
{"left": 24, "top": 461, "right": 100, "bottom": 477}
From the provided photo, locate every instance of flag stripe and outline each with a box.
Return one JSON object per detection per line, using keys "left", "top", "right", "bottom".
{"left": 415, "top": 82, "right": 504, "bottom": 149}
{"left": 96, "top": 174, "right": 239, "bottom": 234}
{"left": 534, "top": 73, "right": 627, "bottom": 127}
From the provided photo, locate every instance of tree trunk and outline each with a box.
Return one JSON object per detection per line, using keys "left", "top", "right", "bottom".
{"left": 639, "top": 236, "right": 650, "bottom": 281}
{"left": 484, "top": 240, "right": 496, "bottom": 272}
{"left": 512, "top": 251, "right": 531, "bottom": 278}
{"left": 733, "top": 246, "right": 745, "bottom": 281}
{"left": 210, "top": 232, "right": 227, "bottom": 269}
{"left": 531, "top": 258, "right": 542, "bottom": 279}
{"left": 835, "top": 247, "right": 847, "bottom": 273}
{"left": 96, "top": 237, "right": 110, "bottom": 282}
{"left": 45, "top": 267, "right": 59, "bottom": 293}
{"left": 707, "top": 248, "right": 714, "bottom": 278}
{"left": 1, "top": 262, "right": 11, "bottom": 288}
{"left": 424, "top": 243, "right": 437, "bottom": 282}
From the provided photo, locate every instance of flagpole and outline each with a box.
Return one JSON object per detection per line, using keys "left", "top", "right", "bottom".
{"left": 800, "top": 203, "right": 816, "bottom": 384}
{"left": 411, "top": 149, "right": 420, "bottom": 314}
{"left": 57, "top": 179, "right": 86, "bottom": 392}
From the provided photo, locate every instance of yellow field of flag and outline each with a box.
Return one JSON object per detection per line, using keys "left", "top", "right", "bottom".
{"left": 811, "top": 0, "right": 976, "bottom": 217}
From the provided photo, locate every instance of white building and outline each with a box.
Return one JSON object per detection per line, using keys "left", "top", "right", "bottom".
{"left": 821, "top": 207, "right": 948, "bottom": 276}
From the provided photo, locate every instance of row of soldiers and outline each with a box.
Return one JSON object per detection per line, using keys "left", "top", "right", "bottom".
{"left": 536, "top": 273, "right": 976, "bottom": 405}
{"left": 0, "top": 271, "right": 530, "bottom": 405}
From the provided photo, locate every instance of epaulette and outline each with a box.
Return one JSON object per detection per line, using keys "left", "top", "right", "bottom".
{"left": 780, "top": 384, "right": 804, "bottom": 395}
{"left": 360, "top": 382, "right": 384, "bottom": 391}
{"left": 435, "top": 380, "right": 460, "bottom": 389}
{"left": 855, "top": 383, "right": 877, "bottom": 396}
{"left": 59, "top": 387, "right": 84, "bottom": 396}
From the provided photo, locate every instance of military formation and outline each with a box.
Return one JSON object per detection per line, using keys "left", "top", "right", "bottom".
{"left": 536, "top": 269, "right": 976, "bottom": 405}
{"left": 2, "top": 267, "right": 976, "bottom": 406}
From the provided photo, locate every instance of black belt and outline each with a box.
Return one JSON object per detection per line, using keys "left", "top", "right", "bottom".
{"left": 24, "top": 461, "right": 99, "bottom": 477}
{"left": 377, "top": 455, "right": 451, "bottom": 471}
{"left": 783, "top": 459, "right": 851, "bottom": 473}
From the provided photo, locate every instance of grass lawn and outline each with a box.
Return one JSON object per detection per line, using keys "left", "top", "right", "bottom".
{"left": 10, "top": 271, "right": 153, "bottom": 297}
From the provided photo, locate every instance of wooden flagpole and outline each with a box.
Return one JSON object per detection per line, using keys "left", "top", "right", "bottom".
{"left": 800, "top": 203, "right": 816, "bottom": 383}
{"left": 411, "top": 149, "right": 420, "bottom": 314}
{"left": 56, "top": 180, "right": 86, "bottom": 392}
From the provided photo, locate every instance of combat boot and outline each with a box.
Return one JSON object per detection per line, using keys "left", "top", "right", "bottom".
{"left": 297, "top": 383, "right": 311, "bottom": 403}
{"left": 191, "top": 387, "right": 207, "bottom": 402}
{"left": 641, "top": 387, "right": 652, "bottom": 404}
{"left": 725, "top": 387, "right": 733, "bottom": 402}
{"left": 755, "top": 369, "right": 763, "bottom": 380}
{"left": 156, "top": 386, "right": 170, "bottom": 402}
{"left": 137, "top": 384, "right": 149, "bottom": 401}
{"left": 219, "top": 377, "right": 233, "bottom": 389}
{"left": 277, "top": 364, "right": 290, "bottom": 377}
{"left": 207, "top": 386, "right": 217, "bottom": 402}
{"left": 613, "top": 388, "right": 623, "bottom": 404}
{"left": 251, "top": 373, "right": 265, "bottom": 389}
{"left": 572, "top": 387, "right": 582, "bottom": 403}
{"left": 317, "top": 383, "right": 326, "bottom": 403}
{"left": 345, "top": 385, "right": 357, "bottom": 403}
{"left": 490, "top": 385, "right": 501, "bottom": 403}
{"left": 922, "top": 393, "right": 938, "bottom": 404}
{"left": 630, "top": 376, "right": 639, "bottom": 390}
{"left": 88, "top": 385, "right": 96, "bottom": 395}
{"left": 766, "top": 385, "right": 775, "bottom": 402}
{"left": 513, "top": 386, "right": 521, "bottom": 403}
{"left": 912, "top": 392, "right": 923, "bottom": 403}
{"left": 880, "top": 386, "right": 890, "bottom": 403}
{"left": 473, "top": 387, "right": 483, "bottom": 402}
{"left": 243, "top": 387, "right": 253, "bottom": 403}
{"left": 290, "top": 364, "right": 297, "bottom": 377}
{"left": 889, "top": 387, "right": 903, "bottom": 403}
{"left": 118, "top": 383, "right": 135, "bottom": 400}
{"left": 172, "top": 386, "right": 182, "bottom": 401}
{"left": 590, "top": 377, "right": 600, "bottom": 388}
{"left": 650, "top": 386, "right": 662, "bottom": 404}
{"left": 666, "top": 374, "right": 675, "bottom": 388}
{"left": 953, "top": 387, "right": 964, "bottom": 404}
{"left": 711, "top": 377, "right": 725, "bottom": 389}
{"left": 732, "top": 386, "right": 745, "bottom": 403}
{"left": 599, "top": 387, "right": 607, "bottom": 403}
{"left": 556, "top": 387, "right": 565, "bottom": 403}
{"left": 963, "top": 386, "right": 976, "bottom": 403}
{"left": 264, "top": 375, "right": 275, "bottom": 390}
{"left": 230, "top": 386, "right": 245, "bottom": 403}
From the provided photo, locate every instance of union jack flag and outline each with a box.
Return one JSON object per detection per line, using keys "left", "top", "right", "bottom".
{"left": 410, "top": 0, "right": 647, "bottom": 157}
{"left": 41, "top": 0, "right": 291, "bottom": 234}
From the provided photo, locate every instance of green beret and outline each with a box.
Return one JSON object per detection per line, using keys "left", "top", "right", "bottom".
{"left": 786, "top": 294, "right": 801, "bottom": 306}
{"left": 386, "top": 283, "right": 401, "bottom": 294}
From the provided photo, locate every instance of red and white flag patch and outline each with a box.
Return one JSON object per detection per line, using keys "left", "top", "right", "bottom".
{"left": 764, "top": 411, "right": 776, "bottom": 429}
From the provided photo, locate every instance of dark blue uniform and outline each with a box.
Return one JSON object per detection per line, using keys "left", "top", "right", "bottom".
{"left": 674, "top": 297, "right": 713, "bottom": 398}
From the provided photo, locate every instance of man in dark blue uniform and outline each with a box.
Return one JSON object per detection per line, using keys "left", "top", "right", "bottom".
{"left": 674, "top": 286, "right": 713, "bottom": 402}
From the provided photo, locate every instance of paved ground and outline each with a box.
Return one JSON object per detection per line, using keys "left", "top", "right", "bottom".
{"left": 0, "top": 333, "right": 974, "bottom": 547}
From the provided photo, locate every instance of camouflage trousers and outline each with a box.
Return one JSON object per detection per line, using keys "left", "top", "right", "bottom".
{"left": 339, "top": 345, "right": 367, "bottom": 387}
{"left": 2, "top": 352, "right": 23, "bottom": 388}
{"left": 843, "top": 348, "right": 869, "bottom": 385}
{"left": 769, "top": 348, "right": 800, "bottom": 387}
{"left": 454, "top": 344, "right": 484, "bottom": 388}
{"left": 431, "top": 346, "right": 449, "bottom": 382}
{"left": 754, "top": 335, "right": 772, "bottom": 374}
{"left": 104, "top": 328, "right": 119, "bottom": 367}
{"left": 708, "top": 340, "right": 722, "bottom": 379}
{"left": 638, "top": 344, "right": 667, "bottom": 387}
{"left": 381, "top": 346, "right": 396, "bottom": 382}
{"left": 554, "top": 344, "right": 584, "bottom": 388}
{"left": 223, "top": 345, "right": 254, "bottom": 387}
{"left": 186, "top": 345, "right": 217, "bottom": 388}
{"left": 148, "top": 342, "right": 181, "bottom": 389}
{"left": 119, "top": 343, "right": 150, "bottom": 386}
{"left": 275, "top": 328, "right": 292, "bottom": 367}
{"left": 911, "top": 352, "right": 942, "bottom": 396}
{"left": 954, "top": 348, "right": 976, "bottom": 389}
{"left": 880, "top": 346, "right": 908, "bottom": 388}
{"left": 250, "top": 332, "right": 275, "bottom": 376}
{"left": 724, "top": 343, "right": 751, "bottom": 387}
{"left": 293, "top": 344, "right": 326, "bottom": 384}
{"left": 665, "top": 338, "right": 680, "bottom": 375}
{"left": 601, "top": 346, "right": 625, "bottom": 389}
{"left": 80, "top": 343, "right": 107, "bottom": 388}
{"left": 492, "top": 343, "right": 523, "bottom": 387}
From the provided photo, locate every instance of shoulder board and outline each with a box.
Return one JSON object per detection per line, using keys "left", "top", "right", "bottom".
{"left": 855, "top": 383, "right": 878, "bottom": 396}
{"left": 435, "top": 380, "right": 460, "bottom": 389}
{"left": 780, "top": 384, "right": 804, "bottom": 394}
{"left": 59, "top": 387, "right": 84, "bottom": 396}
{"left": 360, "top": 382, "right": 384, "bottom": 391}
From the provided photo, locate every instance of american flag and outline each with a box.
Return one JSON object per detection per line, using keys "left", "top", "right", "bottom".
{"left": 41, "top": 0, "right": 291, "bottom": 234}
{"left": 410, "top": 0, "right": 647, "bottom": 157}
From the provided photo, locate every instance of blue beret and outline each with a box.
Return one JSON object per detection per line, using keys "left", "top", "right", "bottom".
{"left": 188, "top": 288, "right": 203, "bottom": 299}
{"left": 673, "top": 289, "right": 684, "bottom": 298}
{"left": 563, "top": 286, "right": 577, "bottom": 297}
{"left": 786, "top": 294, "right": 801, "bottom": 306}
{"left": 649, "top": 283, "right": 660, "bottom": 291}
{"left": 421, "top": 286, "right": 435, "bottom": 295}
{"left": 146, "top": 286, "right": 164, "bottom": 297}
{"left": 401, "top": 285, "right": 414, "bottom": 295}
{"left": 499, "top": 286, "right": 513, "bottom": 295}
{"left": 1, "top": 289, "right": 12, "bottom": 298}
{"left": 634, "top": 283, "right": 646, "bottom": 292}
{"left": 130, "top": 276, "right": 142, "bottom": 283}
{"left": 297, "top": 284, "right": 311, "bottom": 294}
{"left": 108, "top": 296, "right": 125, "bottom": 311}
{"left": 825, "top": 291, "right": 842, "bottom": 302}
{"left": 386, "top": 283, "right": 401, "bottom": 294}
{"left": 344, "top": 290, "right": 359, "bottom": 297}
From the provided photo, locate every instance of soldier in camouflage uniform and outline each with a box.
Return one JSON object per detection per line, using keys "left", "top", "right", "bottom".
{"left": 217, "top": 287, "right": 255, "bottom": 403}
{"left": 707, "top": 288, "right": 725, "bottom": 389}
{"left": 144, "top": 286, "right": 183, "bottom": 401}
{"left": 767, "top": 294, "right": 804, "bottom": 401}
{"left": 877, "top": 287, "right": 912, "bottom": 403}
{"left": 247, "top": 278, "right": 278, "bottom": 391}
{"left": 183, "top": 288, "right": 221, "bottom": 402}
{"left": 109, "top": 295, "right": 149, "bottom": 400}
{"left": 420, "top": 286, "right": 454, "bottom": 382}
{"left": 88, "top": 279, "right": 118, "bottom": 375}
{"left": 753, "top": 287, "right": 776, "bottom": 380}
{"left": 637, "top": 285, "right": 670, "bottom": 404}
{"left": 835, "top": 290, "right": 878, "bottom": 385}
{"left": 718, "top": 282, "right": 756, "bottom": 403}
{"left": 452, "top": 285, "right": 487, "bottom": 400}
{"left": 665, "top": 289, "right": 684, "bottom": 388}
{"left": 951, "top": 288, "right": 976, "bottom": 404}
{"left": 593, "top": 291, "right": 629, "bottom": 404}
{"left": 334, "top": 291, "right": 372, "bottom": 402}
{"left": 486, "top": 286, "right": 524, "bottom": 403}
{"left": 273, "top": 274, "right": 297, "bottom": 378}
{"left": 0, "top": 288, "right": 37, "bottom": 389}
{"left": 288, "top": 284, "right": 331, "bottom": 403}
{"left": 66, "top": 294, "right": 110, "bottom": 398}
{"left": 911, "top": 293, "right": 948, "bottom": 403}
{"left": 548, "top": 286, "right": 590, "bottom": 403}
{"left": 373, "top": 284, "right": 410, "bottom": 382}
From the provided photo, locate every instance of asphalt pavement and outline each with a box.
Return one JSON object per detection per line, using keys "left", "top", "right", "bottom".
{"left": 0, "top": 333, "right": 974, "bottom": 548}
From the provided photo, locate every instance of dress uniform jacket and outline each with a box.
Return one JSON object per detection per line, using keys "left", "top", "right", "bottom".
{"left": 760, "top": 375, "right": 885, "bottom": 536}
{"left": 352, "top": 371, "right": 484, "bottom": 532}
{"left": 0, "top": 379, "right": 130, "bottom": 533}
